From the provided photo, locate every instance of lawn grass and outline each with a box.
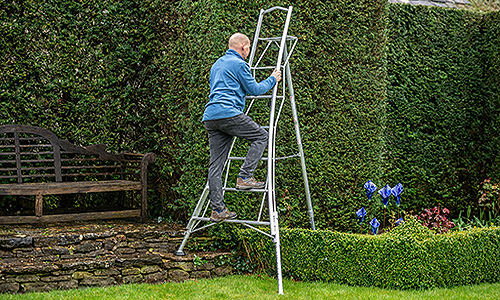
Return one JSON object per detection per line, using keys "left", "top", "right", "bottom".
{"left": 1, "top": 275, "right": 499, "bottom": 300}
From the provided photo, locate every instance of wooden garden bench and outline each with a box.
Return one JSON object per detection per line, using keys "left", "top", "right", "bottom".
{"left": 0, "top": 125, "right": 156, "bottom": 224}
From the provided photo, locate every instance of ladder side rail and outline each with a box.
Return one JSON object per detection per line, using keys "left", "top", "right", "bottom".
{"left": 200, "top": 195, "right": 212, "bottom": 222}
{"left": 267, "top": 6, "right": 293, "bottom": 234}
{"left": 274, "top": 218, "right": 284, "bottom": 295}
{"left": 257, "top": 182, "right": 268, "bottom": 221}
{"left": 268, "top": 99, "right": 278, "bottom": 236}
{"left": 222, "top": 157, "right": 232, "bottom": 194}
{"left": 267, "top": 95, "right": 277, "bottom": 236}
{"left": 245, "top": 98, "right": 257, "bottom": 115}
{"left": 268, "top": 6, "right": 293, "bottom": 235}
{"left": 186, "top": 185, "right": 210, "bottom": 229}
{"left": 282, "top": 39, "right": 298, "bottom": 70}
{"left": 270, "top": 67, "right": 286, "bottom": 216}
{"left": 174, "top": 185, "right": 210, "bottom": 255}
{"left": 248, "top": 9, "right": 264, "bottom": 67}
{"left": 275, "top": 7, "right": 293, "bottom": 69}
{"left": 271, "top": 72, "right": 287, "bottom": 205}
{"left": 283, "top": 46, "right": 316, "bottom": 230}
{"left": 273, "top": 67, "right": 287, "bottom": 129}
{"left": 221, "top": 134, "right": 241, "bottom": 194}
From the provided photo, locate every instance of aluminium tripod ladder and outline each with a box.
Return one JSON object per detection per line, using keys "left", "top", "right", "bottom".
{"left": 174, "top": 6, "right": 315, "bottom": 294}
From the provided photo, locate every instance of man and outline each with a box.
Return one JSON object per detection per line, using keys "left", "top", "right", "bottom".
{"left": 202, "top": 33, "right": 282, "bottom": 222}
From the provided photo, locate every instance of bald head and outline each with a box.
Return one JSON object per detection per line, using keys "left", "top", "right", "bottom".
{"left": 228, "top": 33, "right": 251, "bottom": 59}
{"left": 229, "top": 33, "right": 250, "bottom": 48}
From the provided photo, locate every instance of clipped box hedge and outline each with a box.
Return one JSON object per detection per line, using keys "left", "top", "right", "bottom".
{"left": 239, "top": 218, "right": 500, "bottom": 289}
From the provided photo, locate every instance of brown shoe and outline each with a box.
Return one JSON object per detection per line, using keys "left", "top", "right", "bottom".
{"left": 210, "top": 208, "right": 237, "bottom": 223}
{"left": 236, "top": 177, "right": 265, "bottom": 190}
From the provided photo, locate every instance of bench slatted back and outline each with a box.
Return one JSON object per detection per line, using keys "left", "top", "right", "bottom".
{"left": 0, "top": 125, "right": 141, "bottom": 184}
{"left": 1, "top": 125, "right": 62, "bottom": 183}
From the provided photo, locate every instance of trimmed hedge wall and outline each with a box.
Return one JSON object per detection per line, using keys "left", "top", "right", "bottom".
{"left": 0, "top": 0, "right": 182, "bottom": 214}
{"left": 1, "top": 1, "right": 499, "bottom": 231}
{"left": 0, "top": 0, "right": 389, "bottom": 230}
{"left": 239, "top": 218, "right": 500, "bottom": 289}
{"left": 170, "top": 0, "right": 389, "bottom": 231}
{"left": 385, "top": 5, "right": 500, "bottom": 215}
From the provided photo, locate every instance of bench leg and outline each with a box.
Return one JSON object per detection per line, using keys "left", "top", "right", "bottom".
{"left": 141, "top": 186, "right": 147, "bottom": 223}
{"left": 35, "top": 194, "right": 43, "bottom": 218}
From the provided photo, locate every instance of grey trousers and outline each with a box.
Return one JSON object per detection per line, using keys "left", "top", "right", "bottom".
{"left": 204, "top": 113, "right": 268, "bottom": 211}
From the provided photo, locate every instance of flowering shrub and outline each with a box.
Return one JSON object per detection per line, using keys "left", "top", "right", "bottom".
{"left": 418, "top": 206, "right": 455, "bottom": 234}
{"left": 478, "top": 179, "right": 500, "bottom": 215}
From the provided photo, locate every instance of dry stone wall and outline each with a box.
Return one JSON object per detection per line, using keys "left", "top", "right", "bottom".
{"left": 0, "top": 222, "right": 233, "bottom": 293}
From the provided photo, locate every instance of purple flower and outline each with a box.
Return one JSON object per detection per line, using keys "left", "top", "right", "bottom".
{"left": 391, "top": 183, "right": 404, "bottom": 206}
{"left": 395, "top": 217, "right": 404, "bottom": 226}
{"left": 370, "top": 218, "right": 380, "bottom": 235}
{"left": 356, "top": 207, "right": 367, "bottom": 223}
{"left": 378, "top": 184, "right": 392, "bottom": 207}
{"left": 364, "top": 180, "right": 377, "bottom": 200}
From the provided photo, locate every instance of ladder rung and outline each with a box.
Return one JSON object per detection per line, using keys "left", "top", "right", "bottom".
{"left": 251, "top": 66, "right": 275, "bottom": 70}
{"left": 245, "top": 95, "right": 284, "bottom": 99}
{"left": 223, "top": 187, "right": 267, "bottom": 193}
{"left": 258, "top": 35, "right": 297, "bottom": 42}
{"left": 229, "top": 156, "right": 268, "bottom": 161}
{"left": 228, "top": 153, "right": 299, "bottom": 161}
{"left": 250, "top": 66, "right": 288, "bottom": 70}
{"left": 192, "top": 217, "right": 271, "bottom": 226}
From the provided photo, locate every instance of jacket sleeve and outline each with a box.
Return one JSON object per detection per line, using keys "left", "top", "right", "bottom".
{"left": 238, "top": 63, "right": 277, "bottom": 96}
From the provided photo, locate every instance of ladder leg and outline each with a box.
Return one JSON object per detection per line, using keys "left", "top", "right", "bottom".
{"left": 174, "top": 184, "right": 210, "bottom": 256}
{"left": 283, "top": 47, "right": 315, "bottom": 230}
{"left": 269, "top": 209, "right": 283, "bottom": 295}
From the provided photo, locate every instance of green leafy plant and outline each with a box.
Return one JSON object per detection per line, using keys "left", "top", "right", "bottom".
{"left": 193, "top": 254, "right": 205, "bottom": 267}
{"left": 452, "top": 206, "right": 474, "bottom": 231}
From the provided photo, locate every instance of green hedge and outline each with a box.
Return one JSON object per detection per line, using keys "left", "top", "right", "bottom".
{"left": 1, "top": 1, "right": 499, "bottom": 231}
{"left": 163, "top": 0, "right": 389, "bottom": 231}
{"left": 0, "top": 0, "right": 390, "bottom": 229}
{"left": 239, "top": 218, "right": 500, "bottom": 289}
{"left": 385, "top": 5, "right": 500, "bottom": 215}
{"left": 0, "top": 0, "right": 182, "bottom": 215}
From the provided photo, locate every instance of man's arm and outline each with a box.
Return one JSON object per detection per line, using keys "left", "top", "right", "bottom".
{"left": 239, "top": 64, "right": 281, "bottom": 96}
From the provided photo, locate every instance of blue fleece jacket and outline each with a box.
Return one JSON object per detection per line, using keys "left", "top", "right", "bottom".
{"left": 202, "top": 49, "right": 277, "bottom": 121}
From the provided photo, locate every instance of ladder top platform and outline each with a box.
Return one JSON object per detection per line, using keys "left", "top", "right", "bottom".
{"left": 262, "top": 6, "right": 291, "bottom": 14}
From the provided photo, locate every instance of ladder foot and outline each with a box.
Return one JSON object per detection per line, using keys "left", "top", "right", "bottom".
{"left": 174, "top": 250, "right": 186, "bottom": 256}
